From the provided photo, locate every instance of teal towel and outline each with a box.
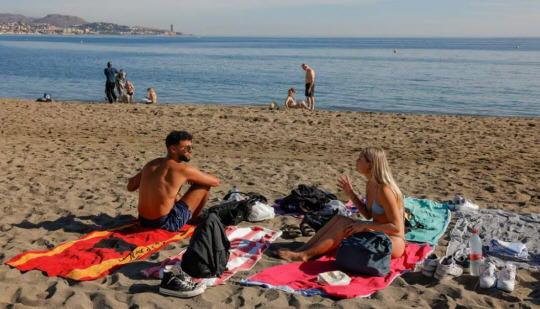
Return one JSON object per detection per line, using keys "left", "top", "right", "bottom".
{"left": 404, "top": 197, "right": 451, "bottom": 245}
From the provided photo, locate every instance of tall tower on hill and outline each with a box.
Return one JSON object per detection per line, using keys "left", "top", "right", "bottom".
{"left": 170, "top": 24, "right": 173, "bottom": 32}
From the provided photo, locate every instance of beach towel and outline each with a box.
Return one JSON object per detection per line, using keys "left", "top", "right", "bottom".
{"left": 403, "top": 197, "right": 451, "bottom": 245}
{"left": 141, "top": 225, "right": 282, "bottom": 286}
{"left": 6, "top": 223, "right": 194, "bottom": 281}
{"left": 242, "top": 243, "right": 432, "bottom": 298}
{"left": 446, "top": 208, "right": 540, "bottom": 270}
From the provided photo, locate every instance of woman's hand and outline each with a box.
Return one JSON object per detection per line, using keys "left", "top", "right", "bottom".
{"left": 337, "top": 174, "right": 355, "bottom": 198}
{"left": 343, "top": 221, "right": 370, "bottom": 237}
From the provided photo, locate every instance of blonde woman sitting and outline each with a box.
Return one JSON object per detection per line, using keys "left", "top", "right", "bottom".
{"left": 142, "top": 87, "right": 157, "bottom": 104}
{"left": 276, "top": 146, "right": 405, "bottom": 261}
{"left": 285, "top": 88, "right": 310, "bottom": 110}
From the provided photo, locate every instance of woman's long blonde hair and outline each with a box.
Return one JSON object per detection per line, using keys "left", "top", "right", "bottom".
{"left": 362, "top": 147, "right": 403, "bottom": 201}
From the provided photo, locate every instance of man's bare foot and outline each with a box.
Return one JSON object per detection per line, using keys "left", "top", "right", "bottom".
{"left": 276, "top": 249, "right": 307, "bottom": 262}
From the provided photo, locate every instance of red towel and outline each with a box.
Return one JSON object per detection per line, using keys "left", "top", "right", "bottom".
{"left": 6, "top": 223, "right": 194, "bottom": 281}
{"left": 246, "top": 243, "right": 432, "bottom": 298}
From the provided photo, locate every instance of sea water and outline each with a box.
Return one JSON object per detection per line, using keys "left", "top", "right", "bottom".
{"left": 0, "top": 35, "right": 539, "bottom": 117}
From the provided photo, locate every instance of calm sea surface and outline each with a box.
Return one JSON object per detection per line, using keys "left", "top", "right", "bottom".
{"left": 0, "top": 35, "right": 539, "bottom": 117}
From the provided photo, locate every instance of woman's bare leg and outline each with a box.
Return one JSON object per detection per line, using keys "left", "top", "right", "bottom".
{"left": 277, "top": 215, "right": 354, "bottom": 262}
{"left": 295, "top": 215, "right": 354, "bottom": 252}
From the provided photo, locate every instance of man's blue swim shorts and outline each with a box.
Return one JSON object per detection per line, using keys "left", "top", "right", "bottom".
{"left": 139, "top": 200, "right": 192, "bottom": 232}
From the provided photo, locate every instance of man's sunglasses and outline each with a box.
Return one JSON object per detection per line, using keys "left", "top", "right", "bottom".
{"left": 177, "top": 145, "right": 194, "bottom": 151}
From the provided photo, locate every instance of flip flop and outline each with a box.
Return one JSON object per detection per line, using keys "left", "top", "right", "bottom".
{"left": 281, "top": 224, "right": 302, "bottom": 239}
{"left": 300, "top": 223, "right": 315, "bottom": 237}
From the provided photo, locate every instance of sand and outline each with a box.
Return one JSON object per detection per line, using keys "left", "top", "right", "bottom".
{"left": 0, "top": 98, "right": 538, "bottom": 308}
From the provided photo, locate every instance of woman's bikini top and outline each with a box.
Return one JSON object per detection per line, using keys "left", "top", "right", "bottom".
{"left": 369, "top": 184, "right": 386, "bottom": 215}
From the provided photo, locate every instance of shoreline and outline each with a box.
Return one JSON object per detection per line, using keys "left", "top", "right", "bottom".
{"left": 2, "top": 97, "right": 539, "bottom": 119}
{"left": 0, "top": 97, "right": 538, "bottom": 307}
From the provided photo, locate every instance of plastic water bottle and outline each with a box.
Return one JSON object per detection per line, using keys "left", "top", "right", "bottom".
{"left": 230, "top": 185, "right": 239, "bottom": 201}
{"left": 469, "top": 229, "right": 484, "bottom": 276}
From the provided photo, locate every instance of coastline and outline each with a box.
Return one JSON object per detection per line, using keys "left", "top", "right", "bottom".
{"left": 0, "top": 98, "right": 538, "bottom": 308}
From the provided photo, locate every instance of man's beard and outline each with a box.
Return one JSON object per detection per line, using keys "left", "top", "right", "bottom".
{"left": 178, "top": 154, "right": 190, "bottom": 162}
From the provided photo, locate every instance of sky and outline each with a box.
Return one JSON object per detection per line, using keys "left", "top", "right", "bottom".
{"left": 2, "top": 0, "right": 540, "bottom": 37}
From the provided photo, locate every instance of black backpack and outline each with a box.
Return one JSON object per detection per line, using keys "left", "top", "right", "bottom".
{"left": 221, "top": 191, "right": 268, "bottom": 204}
{"left": 207, "top": 197, "right": 257, "bottom": 226}
{"left": 181, "top": 213, "right": 230, "bottom": 278}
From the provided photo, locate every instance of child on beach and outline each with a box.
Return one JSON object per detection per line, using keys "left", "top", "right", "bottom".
{"left": 142, "top": 87, "right": 157, "bottom": 104}
{"left": 284, "top": 88, "right": 309, "bottom": 110}
{"left": 125, "top": 80, "right": 135, "bottom": 103}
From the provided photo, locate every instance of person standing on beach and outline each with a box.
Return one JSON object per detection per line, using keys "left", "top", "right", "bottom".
{"left": 115, "top": 69, "right": 127, "bottom": 102}
{"left": 127, "top": 131, "right": 220, "bottom": 231}
{"left": 302, "top": 63, "right": 315, "bottom": 110}
{"left": 104, "top": 62, "right": 119, "bottom": 103}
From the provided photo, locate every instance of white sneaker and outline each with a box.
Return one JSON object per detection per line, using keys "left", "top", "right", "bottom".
{"left": 422, "top": 253, "right": 439, "bottom": 277}
{"left": 434, "top": 256, "right": 463, "bottom": 280}
{"left": 497, "top": 263, "right": 517, "bottom": 292}
{"left": 479, "top": 262, "right": 497, "bottom": 288}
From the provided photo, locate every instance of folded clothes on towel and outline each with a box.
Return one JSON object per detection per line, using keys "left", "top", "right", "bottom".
{"left": 447, "top": 194, "right": 479, "bottom": 212}
{"left": 489, "top": 238, "right": 529, "bottom": 260}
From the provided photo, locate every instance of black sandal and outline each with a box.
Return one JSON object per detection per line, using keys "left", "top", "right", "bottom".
{"left": 281, "top": 224, "right": 302, "bottom": 239}
{"left": 300, "top": 222, "right": 315, "bottom": 237}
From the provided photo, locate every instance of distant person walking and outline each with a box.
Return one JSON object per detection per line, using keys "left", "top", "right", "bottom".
{"left": 104, "top": 62, "right": 119, "bottom": 103}
{"left": 302, "top": 63, "right": 315, "bottom": 110}
{"left": 143, "top": 87, "right": 157, "bottom": 104}
{"left": 125, "top": 79, "right": 135, "bottom": 103}
{"left": 115, "top": 69, "right": 127, "bottom": 102}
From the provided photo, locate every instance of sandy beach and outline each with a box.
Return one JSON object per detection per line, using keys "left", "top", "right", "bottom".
{"left": 0, "top": 98, "right": 538, "bottom": 308}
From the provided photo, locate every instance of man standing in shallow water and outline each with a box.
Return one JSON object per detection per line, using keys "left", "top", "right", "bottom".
{"left": 127, "top": 131, "right": 220, "bottom": 231}
{"left": 104, "top": 61, "right": 119, "bottom": 103}
{"left": 302, "top": 63, "right": 315, "bottom": 110}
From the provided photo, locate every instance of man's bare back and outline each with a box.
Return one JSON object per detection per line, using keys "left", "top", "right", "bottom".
{"left": 127, "top": 131, "right": 219, "bottom": 231}
{"left": 134, "top": 158, "right": 189, "bottom": 219}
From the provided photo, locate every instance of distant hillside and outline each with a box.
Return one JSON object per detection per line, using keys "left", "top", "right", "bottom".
{"left": 0, "top": 13, "right": 33, "bottom": 23}
{"left": 0, "top": 13, "right": 87, "bottom": 27}
{"left": 0, "top": 13, "right": 185, "bottom": 35}
{"left": 34, "top": 14, "right": 87, "bottom": 27}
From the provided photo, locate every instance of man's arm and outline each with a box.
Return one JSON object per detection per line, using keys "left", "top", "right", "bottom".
{"left": 127, "top": 171, "right": 142, "bottom": 191}
{"left": 184, "top": 165, "right": 220, "bottom": 187}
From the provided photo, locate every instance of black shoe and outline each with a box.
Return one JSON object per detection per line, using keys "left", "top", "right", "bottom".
{"left": 159, "top": 265, "right": 206, "bottom": 298}
{"left": 453, "top": 250, "right": 471, "bottom": 274}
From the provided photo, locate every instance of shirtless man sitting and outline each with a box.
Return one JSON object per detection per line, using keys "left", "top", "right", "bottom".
{"left": 127, "top": 131, "right": 220, "bottom": 231}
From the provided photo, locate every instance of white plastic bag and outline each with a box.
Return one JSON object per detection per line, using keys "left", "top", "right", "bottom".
{"left": 320, "top": 200, "right": 348, "bottom": 216}
{"left": 316, "top": 270, "right": 351, "bottom": 286}
{"left": 247, "top": 201, "right": 275, "bottom": 222}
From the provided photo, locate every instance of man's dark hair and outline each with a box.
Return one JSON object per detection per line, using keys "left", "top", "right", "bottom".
{"left": 166, "top": 131, "right": 193, "bottom": 147}
{"left": 107, "top": 62, "right": 112, "bottom": 67}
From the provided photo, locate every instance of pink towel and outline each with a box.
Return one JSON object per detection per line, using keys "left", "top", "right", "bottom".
{"left": 141, "top": 226, "right": 281, "bottom": 286}
{"left": 245, "top": 243, "right": 432, "bottom": 298}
